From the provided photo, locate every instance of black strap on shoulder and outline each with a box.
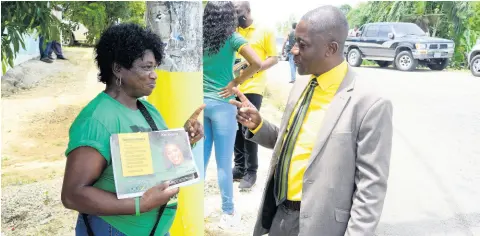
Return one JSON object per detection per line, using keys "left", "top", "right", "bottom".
{"left": 137, "top": 100, "right": 159, "bottom": 131}
{"left": 137, "top": 100, "right": 167, "bottom": 236}
{"left": 81, "top": 100, "right": 168, "bottom": 236}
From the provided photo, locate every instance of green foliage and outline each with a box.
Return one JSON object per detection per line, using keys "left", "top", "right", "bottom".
{"left": 125, "top": 2, "right": 147, "bottom": 27}
{"left": 346, "top": 1, "right": 480, "bottom": 68}
{"left": 61, "top": 1, "right": 146, "bottom": 44}
{"left": 339, "top": 4, "right": 352, "bottom": 15}
{"left": 1, "top": 1, "right": 147, "bottom": 74}
{"left": 1, "top": 2, "right": 65, "bottom": 74}
{"left": 468, "top": 2, "right": 480, "bottom": 32}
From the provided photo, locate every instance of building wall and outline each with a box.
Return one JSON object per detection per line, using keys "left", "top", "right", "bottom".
{"left": 1, "top": 32, "right": 40, "bottom": 76}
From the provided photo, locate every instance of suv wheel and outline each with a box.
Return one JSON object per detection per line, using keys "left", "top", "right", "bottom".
{"left": 347, "top": 48, "right": 363, "bottom": 67}
{"left": 471, "top": 55, "right": 480, "bottom": 77}
{"left": 428, "top": 59, "right": 449, "bottom": 71}
{"left": 395, "top": 51, "right": 418, "bottom": 71}
{"left": 62, "top": 33, "right": 74, "bottom": 46}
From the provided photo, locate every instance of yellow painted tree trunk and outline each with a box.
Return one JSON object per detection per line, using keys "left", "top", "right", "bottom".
{"left": 146, "top": 1, "right": 204, "bottom": 236}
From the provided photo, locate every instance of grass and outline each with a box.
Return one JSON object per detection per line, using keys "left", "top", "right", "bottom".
{"left": 1, "top": 172, "right": 39, "bottom": 187}
{"left": 1, "top": 166, "right": 64, "bottom": 187}
{"left": 362, "top": 60, "right": 377, "bottom": 66}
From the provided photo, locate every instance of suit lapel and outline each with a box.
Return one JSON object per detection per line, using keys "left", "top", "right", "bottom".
{"left": 307, "top": 67, "right": 356, "bottom": 168}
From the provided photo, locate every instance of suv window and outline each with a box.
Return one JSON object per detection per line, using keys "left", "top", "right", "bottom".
{"left": 365, "top": 25, "right": 379, "bottom": 37}
{"left": 378, "top": 25, "right": 391, "bottom": 38}
{"left": 392, "top": 23, "right": 426, "bottom": 36}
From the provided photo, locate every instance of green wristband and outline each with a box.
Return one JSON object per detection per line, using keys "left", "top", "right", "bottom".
{"left": 135, "top": 197, "right": 140, "bottom": 216}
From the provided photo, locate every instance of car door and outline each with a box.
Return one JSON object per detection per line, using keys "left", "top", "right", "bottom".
{"left": 361, "top": 25, "right": 379, "bottom": 57}
{"left": 377, "top": 25, "right": 395, "bottom": 58}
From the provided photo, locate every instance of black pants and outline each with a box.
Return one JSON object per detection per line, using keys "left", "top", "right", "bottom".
{"left": 234, "top": 93, "right": 263, "bottom": 174}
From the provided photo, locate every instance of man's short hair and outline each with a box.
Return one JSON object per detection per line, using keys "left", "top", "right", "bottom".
{"left": 292, "top": 22, "right": 297, "bottom": 29}
{"left": 236, "top": 1, "right": 250, "bottom": 12}
{"left": 301, "top": 5, "right": 349, "bottom": 50}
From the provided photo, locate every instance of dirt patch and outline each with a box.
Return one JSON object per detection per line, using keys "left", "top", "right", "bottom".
{"left": 3, "top": 105, "right": 81, "bottom": 166}
{"left": 1, "top": 47, "right": 103, "bottom": 235}
{"left": 203, "top": 99, "right": 283, "bottom": 236}
{"left": 1, "top": 178, "right": 77, "bottom": 236}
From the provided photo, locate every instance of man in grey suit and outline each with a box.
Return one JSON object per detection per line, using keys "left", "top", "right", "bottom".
{"left": 230, "top": 5, "right": 393, "bottom": 236}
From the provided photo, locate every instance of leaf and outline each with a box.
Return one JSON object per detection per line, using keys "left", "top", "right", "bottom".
{"left": 12, "top": 32, "right": 19, "bottom": 54}
{"left": 2, "top": 56, "right": 7, "bottom": 75}
{"left": 8, "top": 54, "right": 14, "bottom": 68}
{"left": 13, "top": 30, "right": 26, "bottom": 50}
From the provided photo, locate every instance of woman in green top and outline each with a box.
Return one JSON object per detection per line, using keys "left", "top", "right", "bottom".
{"left": 202, "top": 1, "right": 261, "bottom": 229}
{"left": 61, "top": 23, "right": 205, "bottom": 236}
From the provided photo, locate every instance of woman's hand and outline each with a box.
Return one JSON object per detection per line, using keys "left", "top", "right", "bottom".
{"left": 184, "top": 104, "right": 206, "bottom": 144}
{"left": 218, "top": 80, "right": 239, "bottom": 98}
{"left": 140, "top": 182, "right": 179, "bottom": 212}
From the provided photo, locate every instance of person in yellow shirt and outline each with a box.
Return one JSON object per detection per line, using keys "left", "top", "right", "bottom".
{"left": 230, "top": 5, "right": 393, "bottom": 236}
{"left": 232, "top": 1, "right": 279, "bottom": 189}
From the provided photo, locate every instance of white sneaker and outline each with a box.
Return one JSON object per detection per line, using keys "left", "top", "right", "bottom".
{"left": 218, "top": 211, "right": 241, "bottom": 229}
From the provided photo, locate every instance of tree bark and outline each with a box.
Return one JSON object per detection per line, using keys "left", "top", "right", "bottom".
{"left": 146, "top": 1, "right": 202, "bottom": 72}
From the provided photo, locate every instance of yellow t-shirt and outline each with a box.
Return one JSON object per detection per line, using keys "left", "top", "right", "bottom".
{"left": 236, "top": 23, "right": 277, "bottom": 95}
{"left": 286, "top": 61, "right": 348, "bottom": 201}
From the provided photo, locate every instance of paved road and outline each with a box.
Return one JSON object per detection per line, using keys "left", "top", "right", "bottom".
{"left": 270, "top": 61, "right": 480, "bottom": 235}
{"left": 205, "top": 61, "right": 480, "bottom": 235}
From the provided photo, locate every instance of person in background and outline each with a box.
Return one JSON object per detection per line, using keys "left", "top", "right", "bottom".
{"left": 348, "top": 25, "right": 359, "bottom": 37}
{"left": 39, "top": 4, "right": 67, "bottom": 63}
{"left": 282, "top": 22, "right": 297, "bottom": 83}
{"left": 61, "top": 23, "right": 204, "bottom": 236}
{"left": 232, "top": 1, "right": 278, "bottom": 190}
{"left": 231, "top": 5, "right": 393, "bottom": 236}
{"left": 39, "top": 36, "right": 53, "bottom": 63}
{"left": 47, "top": 40, "right": 68, "bottom": 60}
{"left": 203, "top": 1, "right": 261, "bottom": 229}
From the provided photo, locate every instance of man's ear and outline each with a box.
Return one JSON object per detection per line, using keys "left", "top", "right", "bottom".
{"left": 327, "top": 42, "right": 339, "bottom": 57}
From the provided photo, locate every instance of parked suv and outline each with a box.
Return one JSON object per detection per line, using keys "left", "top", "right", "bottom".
{"left": 467, "top": 40, "right": 480, "bottom": 77}
{"left": 61, "top": 20, "right": 88, "bottom": 46}
{"left": 345, "top": 22, "right": 455, "bottom": 71}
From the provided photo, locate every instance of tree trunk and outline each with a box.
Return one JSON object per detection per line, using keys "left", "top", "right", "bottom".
{"left": 146, "top": 1, "right": 202, "bottom": 72}
{"left": 144, "top": 2, "right": 204, "bottom": 236}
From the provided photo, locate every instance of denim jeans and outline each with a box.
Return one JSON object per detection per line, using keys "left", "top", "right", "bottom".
{"left": 203, "top": 97, "right": 238, "bottom": 214}
{"left": 75, "top": 214, "right": 170, "bottom": 236}
{"left": 46, "top": 40, "right": 65, "bottom": 58}
{"left": 288, "top": 53, "right": 296, "bottom": 82}
{"left": 38, "top": 36, "right": 52, "bottom": 59}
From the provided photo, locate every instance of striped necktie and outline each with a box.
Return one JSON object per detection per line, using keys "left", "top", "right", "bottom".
{"left": 274, "top": 78, "right": 319, "bottom": 205}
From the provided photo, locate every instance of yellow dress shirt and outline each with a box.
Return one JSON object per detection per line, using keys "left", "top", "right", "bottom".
{"left": 252, "top": 61, "right": 348, "bottom": 201}
{"left": 236, "top": 23, "right": 277, "bottom": 95}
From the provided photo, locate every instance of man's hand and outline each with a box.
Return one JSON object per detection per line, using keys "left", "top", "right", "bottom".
{"left": 184, "top": 104, "right": 206, "bottom": 144}
{"left": 229, "top": 88, "right": 262, "bottom": 130}
{"left": 218, "top": 81, "right": 239, "bottom": 98}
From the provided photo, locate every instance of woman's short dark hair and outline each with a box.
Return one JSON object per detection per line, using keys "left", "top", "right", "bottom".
{"left": 203, "top": 1, "right": 237, "bottom": 56}
{"left": 94, "top": 23, "right": 164, "bottom": 84}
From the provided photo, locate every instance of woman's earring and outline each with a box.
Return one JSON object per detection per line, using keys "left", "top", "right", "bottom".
{"left": 116, "top": 76, "right": 122, "bottom": 87}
